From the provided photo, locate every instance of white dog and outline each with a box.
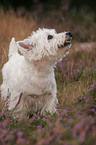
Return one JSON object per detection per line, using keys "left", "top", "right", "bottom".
{"left": 1, "top": 28, "right": 72, "bottom": 119}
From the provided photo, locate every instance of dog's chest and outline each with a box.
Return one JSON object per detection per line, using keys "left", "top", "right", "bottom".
{"left": 21, "top": 69, "right": 56, "bottom": 95}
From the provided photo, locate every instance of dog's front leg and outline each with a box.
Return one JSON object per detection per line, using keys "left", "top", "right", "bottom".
{"left": 41, "top": 95, "right": 58, "bottom": 115}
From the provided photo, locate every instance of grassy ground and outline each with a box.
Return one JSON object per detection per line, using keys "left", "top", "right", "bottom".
{"left": 0, "top": 8, "right": 96, "bottom": 145}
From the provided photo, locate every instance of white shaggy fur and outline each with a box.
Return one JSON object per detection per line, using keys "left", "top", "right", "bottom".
{"left": 1, "top": 28, "right": 72, "bottom": 119}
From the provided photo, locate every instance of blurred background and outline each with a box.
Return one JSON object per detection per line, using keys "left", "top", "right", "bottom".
{"left": 0, "top": 0, "right": 96, "bottom": 70}
{"left": 0, "top": 0, "right": 96, "bottom": 42}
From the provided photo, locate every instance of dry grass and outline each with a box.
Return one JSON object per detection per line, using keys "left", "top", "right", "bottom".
{"left": 0, "top": 7, "right": 37, "bottom": 68}
{"left": 56, "top": 44, "right": 96, "bottom": 107}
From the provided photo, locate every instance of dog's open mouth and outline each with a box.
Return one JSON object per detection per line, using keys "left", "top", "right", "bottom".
{"left": 58, "top": 39, "right": 71, "bottom": 48}
{"left": 64, "top": 39, "right": 71, "bottom": 47}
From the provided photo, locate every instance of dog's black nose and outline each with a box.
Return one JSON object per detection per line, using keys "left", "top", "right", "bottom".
{"left": 66, "top": 32, "right": 72, "bottom": 37}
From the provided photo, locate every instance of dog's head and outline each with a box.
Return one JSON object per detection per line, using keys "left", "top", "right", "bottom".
{"left": 16, "top": 28, "right": 72, "bottom": 63}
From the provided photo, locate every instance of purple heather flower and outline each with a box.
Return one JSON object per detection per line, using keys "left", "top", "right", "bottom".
{"left": 1, "top": 120, "right": 9, "bottom": 128}
{"left": 91, "top": 84, "right": 94, "bottom": 89}
{"left": 77, "top": 69, "right": 80, "bottom": 73}
{"left": 17, "top": 131, "right": 23, "bottom": 138}
{"left": 2, "top": 129, "right": 8, "bottom": 135}
{"left": 58, "top": 108, "right": 61, "bottom": 112}
{"left": 68, "top": 118, "right": 73, "bottom": 124}
{"left": 37, "top": 125, "right": 42, "bottom": 131}
{"left": 93, "top": 80, "right": 96, "bottom": 83}
{"left": 58, "top": 62, "right": 62, "bottom": 68}
{"left": 43, "top": 118, "right": 46, "bottom": 121}
{"left": 71, "top": 72, "right": 74, "bottom": 78}
{"left": 5, "top": 134, "right": 13, "bottom": 141}
{"left": 84, "top": 96, "right": 86, "bottom": 100}
{"left": 57, "top": 134, "right": 62, "bottom": 140}
{"left": 63, "top": 109, "right": 67, "bottom": 114}
{"left": 46, "top": 119, "right": 52, "bottom": 125}
{"left": 37, "top": 116, "right": 40, "bottom": 120}
{"left": 58, "top": 116, "right": 62, "bottom": 121}
{"left": 89, "top": 108, "right": 95, "bottom": 113}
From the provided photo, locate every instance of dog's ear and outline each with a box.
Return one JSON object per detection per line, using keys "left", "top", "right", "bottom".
{"left": 16, "top": 39, "right": 34, "bottom": 51}
{"left": 18, "top": 42, "right": 32, "bottom": 51}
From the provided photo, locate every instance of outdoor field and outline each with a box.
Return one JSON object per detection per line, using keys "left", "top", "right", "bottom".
{"left": 0, "top": 1, "right": 96, "bottom": 144}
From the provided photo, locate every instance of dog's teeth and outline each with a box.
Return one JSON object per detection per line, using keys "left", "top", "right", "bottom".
{"left": 65, "top": 40, "right": 71, "bottom": 43}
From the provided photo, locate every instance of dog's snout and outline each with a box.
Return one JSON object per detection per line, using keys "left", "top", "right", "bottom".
{"left": 66, "top": 32, "right": 72, "bottom": 38}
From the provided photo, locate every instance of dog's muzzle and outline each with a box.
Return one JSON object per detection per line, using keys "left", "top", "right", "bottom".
{"left": 58, "top": 32, "right": 72, "bottom": 48}
{"left": 64, "top": 32, "right": 72, "bottom": 46}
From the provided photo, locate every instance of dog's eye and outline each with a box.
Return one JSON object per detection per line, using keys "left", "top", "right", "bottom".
{"left": 48, "top": 35, "right": 53, "bottom": 40}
